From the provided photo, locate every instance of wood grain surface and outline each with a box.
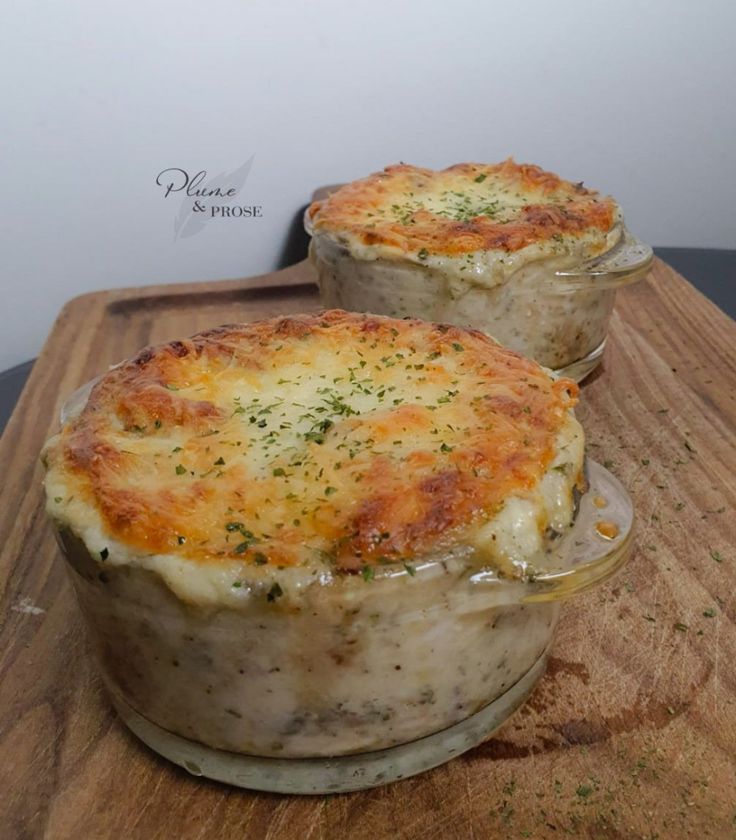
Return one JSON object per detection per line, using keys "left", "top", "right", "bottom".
{"left": 1, "top": 258, "right": 734, "bottom": 839}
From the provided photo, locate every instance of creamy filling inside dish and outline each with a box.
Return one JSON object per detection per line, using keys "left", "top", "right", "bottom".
{"left": 311, "top": 237, "right": 617, "bottom": 370}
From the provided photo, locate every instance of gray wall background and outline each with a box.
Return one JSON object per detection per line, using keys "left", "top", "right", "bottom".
{"left": 2, "top": 0, "right": 734, "bottom": 369}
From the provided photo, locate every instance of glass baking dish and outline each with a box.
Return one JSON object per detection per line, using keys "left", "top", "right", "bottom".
{"left": 51, "top": 382, "right": 634, "bottom": 793}
{"left": 306, "top": 215, "right": 653, "bottom": 382}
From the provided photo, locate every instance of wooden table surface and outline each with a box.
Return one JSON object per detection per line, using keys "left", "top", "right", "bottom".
{"left": 1, "top": 258, "right": 734, "bottom": 839}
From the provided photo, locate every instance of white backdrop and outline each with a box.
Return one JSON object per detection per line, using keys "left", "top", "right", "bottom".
{"left": 2, "top": 0, "right": 735, "bottom": 370}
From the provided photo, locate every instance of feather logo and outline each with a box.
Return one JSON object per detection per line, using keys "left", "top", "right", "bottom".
{"left": 154, "top": 157, "right": 255, "bottom": 240}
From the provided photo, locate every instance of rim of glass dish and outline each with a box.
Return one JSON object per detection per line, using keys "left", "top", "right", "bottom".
{"left": 305, "top": 205, "right": 652, "bottom": 290}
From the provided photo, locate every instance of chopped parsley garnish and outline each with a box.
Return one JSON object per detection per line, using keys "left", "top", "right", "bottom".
{"left": 267, "top": 582, "right": 284, "bottom": 602}
{"left": 304, "top": 418, "right": 334, "bottom": 444}
{"left": 225, "top": 522, "right": 258, "bottom": 553}
{"left": 361, "top": 566, "right": 375, "bottom": 582}
{"left": 175, "top": 464, "right": 187, "bottom": 475}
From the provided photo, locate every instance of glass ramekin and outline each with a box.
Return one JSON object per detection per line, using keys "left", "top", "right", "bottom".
{"left": 306, "top": 216, "right": 652, "bottom": 383}
{"left": 50, "top": 385, "right": 634, "bottom": 794}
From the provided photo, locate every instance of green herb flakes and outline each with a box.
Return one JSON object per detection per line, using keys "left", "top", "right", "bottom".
{"left": 267, "top": 582, "right": 284, "bottom": 602}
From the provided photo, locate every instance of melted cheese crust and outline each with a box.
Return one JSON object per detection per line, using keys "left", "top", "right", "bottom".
{"left": 44, "top": 311, "right": 582, "bottom": 577}
{"left": 308, "top": 160, "right": 620, "bottom": 272}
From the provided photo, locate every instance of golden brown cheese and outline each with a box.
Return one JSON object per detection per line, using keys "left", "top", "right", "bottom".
{"left": 43, "top": 311, "right": 579, "bottom": 572}
{"left": 308, "top": 160, "right": 619, "bottom": 263}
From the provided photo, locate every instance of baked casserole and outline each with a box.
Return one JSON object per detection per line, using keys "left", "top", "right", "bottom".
{"left": 42, "top": 310, "right": 633, "bottom": 791}
{"left": 307, "top": 160, "right": 652, "bottom": 379}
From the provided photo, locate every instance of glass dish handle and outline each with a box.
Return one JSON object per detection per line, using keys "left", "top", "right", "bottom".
{"left": 554, "top": 225, "right": 653, "bottom": 288}
{"left": 522, "top": 460, "right": 635, "bottom": 601}
{"left": 465, "top": 460, "right": 635, "bottom": 605}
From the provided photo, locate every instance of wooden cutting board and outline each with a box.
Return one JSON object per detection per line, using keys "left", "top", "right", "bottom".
{"left": 1, "top": 258, "right": 735, "bottom": 839}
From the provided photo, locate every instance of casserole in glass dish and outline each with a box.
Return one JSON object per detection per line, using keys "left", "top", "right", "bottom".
{"left": 42, "top": 311, "right": 634, "bottom": 792}
{"left": 306, "top": 161, "right": 653, "bottom": 381}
